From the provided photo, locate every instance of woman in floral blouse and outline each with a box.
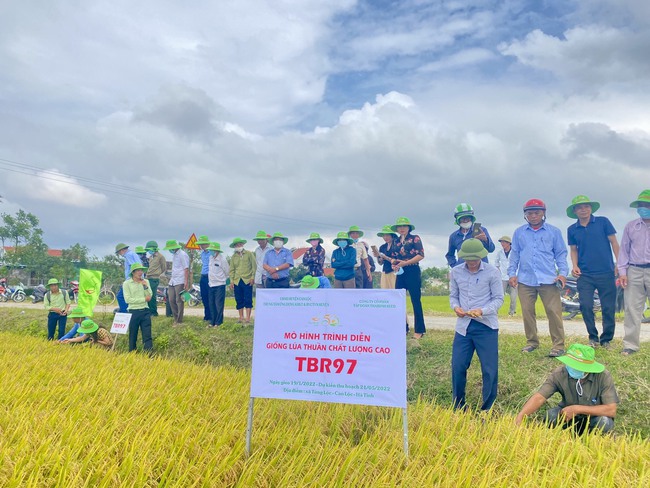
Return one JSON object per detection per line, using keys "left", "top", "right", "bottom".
{"left": 303, "top": 233, "right": 326, "bottom": 277}
{"left": 391, "top": 217, "right": 426, "bottom": 338}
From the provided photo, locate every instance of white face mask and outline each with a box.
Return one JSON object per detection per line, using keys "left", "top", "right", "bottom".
{"left": 235, "top": 246, "right": 244, "bottom": 253}
{"left": 460, "top": 222, "right": 472, "bottom": 230}
{"left": 273, "top": 240, "right": 284, "bottom": 249}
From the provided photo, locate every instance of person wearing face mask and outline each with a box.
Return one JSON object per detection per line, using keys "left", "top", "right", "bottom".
{"left": 263, "top": 233, "right": 295, "bottom": 289}
{"left": 617, "top": 189, "right": 650, "bottom": 356}
{"left": 135, "top": 246, "right": 149, "bottom": 268}
{"left": 253, "top": 231, "right": 271, "bottom": 289}
{"left": 229, "top": 237, "right": 256, "bottom": 323}
{"left": 114, "top": 243, "right": 142, "bottom": 313}
{"left": 566, "top": 196, "right": 619, "bottom": 349}
{"left": 207, "top": 242, "right": 229, "bottom": 327}
{"left": 144, "top": 241, "right": 166, "bottom": 317}
{"left": 347, "top": 226, "right": 371, "bottom": 288}
{"left": 302, "top": 233, "right": 326, "bottom": 277}
{"left": 515, "top": 344, "right": 618, "bottom": 434}
{"left": 331, "top": 232, "right": 357, "bottom": 288}
{"left": 196, "top": 235, "right": 213, "bottom": 323}
{"left": 508, "top": 199, "right": 569, "bottom": 357}
{"left": 446, "top": 203, "right": 495, "bottom": 268}
{"left": 163, "top": 239, "right": 190, "bottom": 326}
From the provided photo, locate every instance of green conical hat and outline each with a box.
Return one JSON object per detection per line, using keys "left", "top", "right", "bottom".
{"left": 457, "top": 238, "right": 488, "bottom": 260}
{"left": 556, "top": 344, "right": 604, "bottom": 373}
{"left": 47, "top": 278, "right": 60, "bottom": 287}
{"left": 306, "top": 232, "right": 323, "bottom": 244}
{"left": 566, "top": 195, "right": 600, "bottom": 219}
{"left": 207, "top": 242, "right": 222, "bottom": 252}
{"left": 347, "top": 225, "right": 364, "bottom": 237}
{"left": 163, "top": 240, "right": 181, "bottom": 250}
{"left": 377, "top": 225, "right": 397, "bottom": 237}
{"left": 78, "top": 319, "right": 99, "bottom": 334}
{"left": 629, "top": 189, "right": 650, "bottom": 208}
{"left": 68, "top": 307, "right": 86, "bottom": 319}
{"left": 253, "top": 230, "right": 269, "bottom": 241}
{"left": 229, "top": 237, "right": 247, "bottom": 248}
{"left": 333, "top": 231, "right": 354, "bottom": 246}
{"left": 390, "top": 217, "right": 415, "bottom": 232}
{"left": 196, "top": 235, "right": 210, "bottom": 245}
{"left": 115, "top": 243, "right": 129, "bottom": 253}
{"left": 269, "top": 232, "right": 288, "bottom": 244}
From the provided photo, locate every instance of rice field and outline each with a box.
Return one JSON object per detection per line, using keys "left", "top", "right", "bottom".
{"left": 0, "top": 333, "right": 648, "bottom": 487}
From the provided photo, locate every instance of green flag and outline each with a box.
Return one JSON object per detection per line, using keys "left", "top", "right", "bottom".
{"left": 78, "top": 269, "right": 102, "bottom": 317}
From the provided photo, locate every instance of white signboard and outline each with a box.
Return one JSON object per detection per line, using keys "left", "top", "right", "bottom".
{"left": 250, "top": 289, "right": 407, "bottom": 408}
{"left": 110, "top": 312, "right": 132, "bottom": 335}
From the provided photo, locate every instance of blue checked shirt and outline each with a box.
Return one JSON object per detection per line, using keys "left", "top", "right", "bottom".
{"left": 122, "top": 250, "right": 142, "bottom": 279}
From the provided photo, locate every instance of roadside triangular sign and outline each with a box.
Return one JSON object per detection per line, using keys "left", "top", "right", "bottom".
{"left": 186, "top": 233, "right": 200, "bottom": 250}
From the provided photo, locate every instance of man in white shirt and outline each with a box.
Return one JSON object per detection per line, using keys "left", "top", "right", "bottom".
{"left": 163, "top": 239, "right": 190, "bottom": 325}
{"left": 207, "top": 242, "right": 230, "bottom": 327}
{"left": 494, "top": 235, "right": 517, "bottom": 316}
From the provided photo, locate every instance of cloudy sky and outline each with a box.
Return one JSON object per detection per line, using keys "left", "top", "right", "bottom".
{"left": 1, "top": 0, "right": 649, "bottom": 266}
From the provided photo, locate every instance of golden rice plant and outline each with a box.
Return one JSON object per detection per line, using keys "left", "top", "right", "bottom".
{"left": 0, "top": 333, "right": 648, "bottom": 487}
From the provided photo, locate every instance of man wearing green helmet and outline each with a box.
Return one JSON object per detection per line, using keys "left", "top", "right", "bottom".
{"left": 144, "top": 241, "right": 166, "bottom": 317}
{"left": 446, "top": 203, "right": 495, "bottom": 268}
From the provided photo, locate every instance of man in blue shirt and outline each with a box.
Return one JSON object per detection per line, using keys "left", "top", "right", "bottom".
{"left": 566, "top": 196, "right": 619, "bottom": 349}
{"left": 446, "top": 203, "right": 495, "bottom": 267}
{"left": 263, "top": 233, "right": 294, "bottom": 288}
{"left": 450, "top": 239, "right": 504, "bottom": 411}
{"left": 508, "top": 199, "right": 569, "bottom": 357}
{"left": 196, "top": 235, "right": 212, "bottom": 323}
{"left": 115, "top": 243, "right": 142, "bottom": 313}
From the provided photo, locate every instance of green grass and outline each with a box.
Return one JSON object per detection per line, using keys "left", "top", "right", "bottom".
{"left": 0, "top": 308, "right": 648, "bottom": 437}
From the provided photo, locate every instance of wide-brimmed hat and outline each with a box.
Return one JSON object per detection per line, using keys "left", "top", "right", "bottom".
{"left": 390, "top": 217, "right": 415, "bottom": 232}
{"left": 566, "top": 195, "right": 601, "bottom": 219}
{"left": 377, "top": 225, "right": 397, "bottom": 237}
{"left": 457, "top": 238, "right": 488, "bottom": 260}
{"left": 333, "top": 231, "right": 354, "bottom": 246}
{"left": 115, "top": 243, "right": 129, "bottom": 253}
{"left": 68, "top": 307, "right": 86, "bottom": 319}
{"left": 229, "top": 237, "right": 247, "bottom": 248}
{"left": 556, "top": 344, "right": 605, "bottom": 373}
{"left": 269, "top": 232, "right": 288, "bottom": 244}
{"left": 163, "top": 240, "right": 181, "bottom": 250}
{"left": 253, "top": 230, "right": 269, "bottom": 241}
{"left": 145, "top": 240, "right": 158, "bottom": 251}
{"left": 47, "top": 278, "right": 60, "bottom": 287}
{"left": 196, "top": 235, "right": 211, "bottom": 245}
{"left": 300, "top": 275, "right": 320, "bottom": 288}
{"left": 498, "top": 235, "right": 512, "bottom": 244}
{"left": 629, "top": 189, "right": 650, "bottom": 208}
{"left": 347, "top": 225, "right": 364, "bottom": 237}
{"left": 207, "top": 242, "right": 222, "bottom": 252}
{"left": 134, "top": 246, "right": 146, "bottom": 254}
{"left": 78, "top": 319, "right": 99, "bottom": 334}
{"left": 306, "top": 232, "right": 323, "bottom": 244}
{"left": 129, "top": 263, "right": 147, "bottom": 275}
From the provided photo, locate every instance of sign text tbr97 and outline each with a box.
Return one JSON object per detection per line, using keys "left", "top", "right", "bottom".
{"left": 295, "top": 357, "right": 357, "bottom": 374}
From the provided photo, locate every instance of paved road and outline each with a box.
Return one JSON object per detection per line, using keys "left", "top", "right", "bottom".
{"left": 3, "top": 300, "right": 648, "bottom": 342}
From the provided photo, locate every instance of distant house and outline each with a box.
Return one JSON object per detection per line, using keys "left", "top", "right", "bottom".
{"left": 1, "top": 246, "right": 64, "bottom": 286}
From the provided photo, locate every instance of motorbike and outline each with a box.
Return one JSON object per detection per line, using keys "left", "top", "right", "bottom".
{"left": 187, "top": 284, "right": 201, "bottom": 307}
{"left": 31, "top": 284, "right": 47, "bottom": 303}
{"left": 560, "top": 277, "right": 601, "bottom": 320}
{"left": 1, "top": 280, "right": 27, "bottom": 303}
{"left": 157, "top": 286, "right": 167, "bottom": 304}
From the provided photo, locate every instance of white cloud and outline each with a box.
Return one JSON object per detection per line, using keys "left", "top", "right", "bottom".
{"left": 13, "top": 170, "right": 108, "bottom": 208}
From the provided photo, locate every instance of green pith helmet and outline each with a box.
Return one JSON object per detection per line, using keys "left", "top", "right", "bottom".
{"left": 253, "top": 230, "right": 269, "bottom": 241}
{"left": 163, "top": 240, "right": 181, "bottom": 250}
{"left": 566, "top": 195, "right": 601, "bottom": 219}
{"left": 115, "top": 243, "right": 129, "bottom": 253}
{"left": 207, "top": 242, "right": 222, "bottom": 252}
{"left": 306, "top": 232, "right": 323, "bottom": 244}
{"left": 556, "top": 344, "right": 605, "bottom": 373}
{"left": 390, "top": 217, "right": 415, "bottom": 232}
{"left": 67, "top": 307, "right": 86, "bottom": 319}
{"left": 78, "top": 319, "right": 99, "bottom": 334}
{"left": 377, "top": 225, "right": 397, "bottom": 237}
{"left": 454, "top": 203, "right": 475, "bottom": 225}
{"left": 347, "top": 225, "right": 364, "bottom": 237}
{"left": 134, "top": 246, "right": 146, "bottom": 254}
{"left": 457, "top": 238, "right": 488, "bottom": 260}
{"left": 229, "top": 237, "right": 247, "bottom": 248}
{"left": 196, "top": 235, "right": 210, "bottom": 245}
{"left": 269, "top": 232, "right": 289, "bottom": 244}
{"left": 145, "top": 240, "right": 158, "bottom": 251}
{"left": 47, "top": 278, "right": 60, "bottom": 287}
{"left": 333, "top": 231, "right": 354, "bottom": 246}
{"left": 498, "top": 235, "right": 512, "bottom": 244}
{"left": 300, "top": 275, "right": 320, "bottom": 288}
{"left": 629, "top": 189, "right": 650, "bottom": 208}
{"left": 129, "top": 263, "right": 147, "bottom": 275}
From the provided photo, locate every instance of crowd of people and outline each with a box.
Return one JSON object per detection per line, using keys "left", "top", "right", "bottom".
{"left": 40, "top": 189, "right": 650, "bottom": 433}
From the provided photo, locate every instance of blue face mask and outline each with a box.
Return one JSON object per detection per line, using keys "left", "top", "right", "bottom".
{"left": 353, "top": 238, "right": 359, "bottom": 243}
{"left": 637, "top": 207, "right": 650, "bottom": 219}
{"left": 211, "top": 251, "right": 218, "bottom": 257}
{"left": 338, "top": 240, "right": 348, "bottom": 249}
{"left": 147, "top": 251, "right": 154, "bottom": 256}
{"left": 566, "top": 365, "right": 586, "bottom": 380}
